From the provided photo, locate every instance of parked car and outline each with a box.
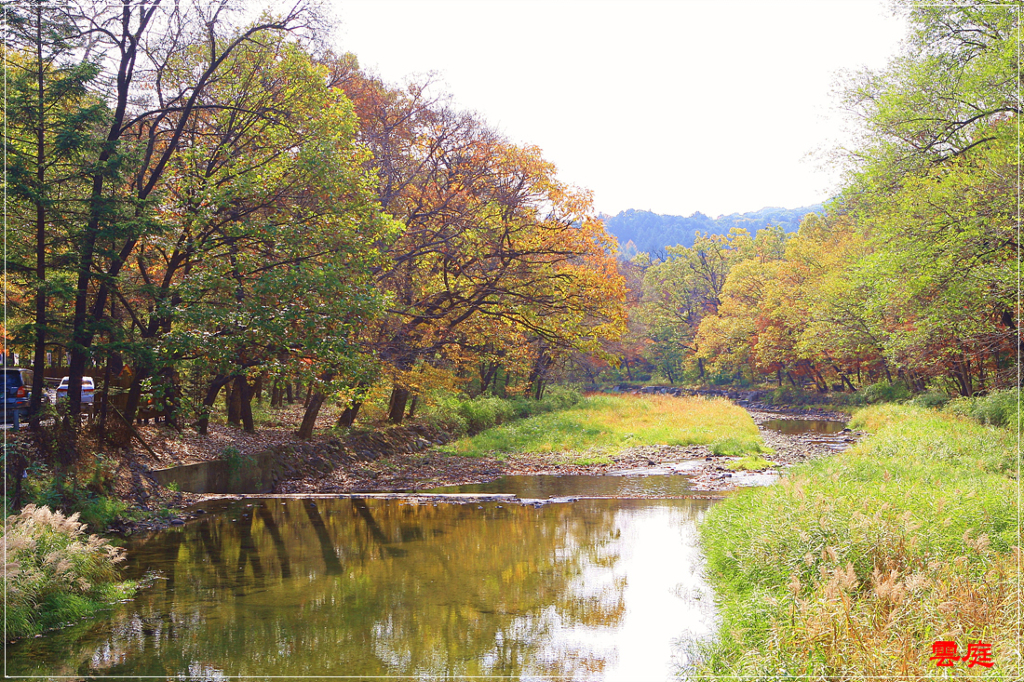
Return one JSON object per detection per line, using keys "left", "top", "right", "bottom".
{"left": 3, "top": 368, "right": 33, "bottom": 427}
{"left": 56, "top": 376, "right": 95, "bottom": 405}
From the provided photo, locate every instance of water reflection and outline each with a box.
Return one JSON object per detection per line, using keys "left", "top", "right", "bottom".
{"left": 7, "top": 495, "right": 717, "bottom": 680}
{"left": 426, "top": 473, "right": 695, "bottom": 498}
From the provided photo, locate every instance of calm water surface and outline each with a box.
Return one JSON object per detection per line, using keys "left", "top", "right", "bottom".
{"left": 8, "top": 483, "right": 718, "bottom": 680}
{"left": 425, "top": 472, "right": 696, "bottom": 498}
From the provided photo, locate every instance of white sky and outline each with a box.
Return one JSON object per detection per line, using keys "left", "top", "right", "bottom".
{"left": 328, "top": 0, "right": 907, "bottom": 218}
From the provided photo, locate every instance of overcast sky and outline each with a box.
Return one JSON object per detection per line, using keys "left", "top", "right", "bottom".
{"left": 328, "top": 0, "right": 907, "bottom": 218}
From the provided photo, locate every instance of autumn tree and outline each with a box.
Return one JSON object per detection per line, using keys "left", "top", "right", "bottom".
{"left": 639, "top": 231, "right": 742, "bottom": 383}
{"left": 333, "top": 70, "right": 625, "bottom": 422}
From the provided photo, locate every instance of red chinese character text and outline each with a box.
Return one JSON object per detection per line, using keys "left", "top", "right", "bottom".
{"left": 930, "top": 641, "right": 960, "bottom": 667}
{"left": 962, "top": 641, "right": 994, "bottom": 668}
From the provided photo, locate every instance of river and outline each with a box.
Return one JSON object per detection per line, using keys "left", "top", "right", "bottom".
{"left": 7, "top": 416, "right": 847, "bottom": 679}
{"left": 7, "top": 479, "right": 717, "bottom": 680}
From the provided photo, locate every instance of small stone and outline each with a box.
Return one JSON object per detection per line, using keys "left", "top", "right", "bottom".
{"left": 170, "top": 518, "right": 184, "bottom": 526}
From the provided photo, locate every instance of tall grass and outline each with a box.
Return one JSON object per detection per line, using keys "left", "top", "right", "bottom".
{"left": 3, "top": 505, "right": 138, "bottom": 638}
{"left": 944, "top": 388, "right": 1021, "bottom": 432}
{"left": 424, "top": 385, "right": 584, "bottom": 437}
{"left": 694, "top": 404, "right": 1020, "bottom": 679}
{"left": 447, "top": 394, "right": 765, "bottom": 458}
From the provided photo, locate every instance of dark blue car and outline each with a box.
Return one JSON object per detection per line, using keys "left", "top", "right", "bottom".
{"left": 3, "top": 368, "right": 34, "bottom": 429}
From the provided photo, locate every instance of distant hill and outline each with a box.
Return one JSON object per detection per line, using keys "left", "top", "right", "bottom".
{"left": 602, "top": 203, "right": 824, "bottom": 256}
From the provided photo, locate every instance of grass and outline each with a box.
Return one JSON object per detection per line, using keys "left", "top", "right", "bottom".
{"left": 693, "top": 403, "right": 1020, "bottom": 679}
{"left": 726, "top": 455, "right": 776, "bottom": 471}
{"left": 445, "top": 394, "right": 764, "bottom": 458}
{"left": 3, "top": 505, "right": 140, "bottom": 638}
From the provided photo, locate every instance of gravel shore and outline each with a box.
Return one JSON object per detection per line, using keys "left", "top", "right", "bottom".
{"left": 110, "top": 407, "right": 861, "bottom": 535}
{"left": 269, "top": 408, "right": 858, "bottom": 495}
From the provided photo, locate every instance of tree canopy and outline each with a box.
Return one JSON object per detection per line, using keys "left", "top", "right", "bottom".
{"left": 2, "top": 0, "right": 627, "bottom": 453}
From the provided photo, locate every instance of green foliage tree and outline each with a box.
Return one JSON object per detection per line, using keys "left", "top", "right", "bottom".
{"left": 2, "top": 0, "right": 105, "bottom": 425}
{"left": 836, "top": 1, "right": 1019, "bottom": 394}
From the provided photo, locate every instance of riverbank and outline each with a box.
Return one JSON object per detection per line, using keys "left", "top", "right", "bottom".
{"left": 693, "top": 403, "right": 1020, "bottom": 679}
{"left": 106, "top": 398, "right": 855, "bottom": 535}
{"left": 13, "top": 394, "right": 851, "bottom": 537}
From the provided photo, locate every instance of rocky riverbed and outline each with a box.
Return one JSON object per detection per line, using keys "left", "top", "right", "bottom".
{"left": 105, "top": 406, "right": 860, "bottom": 535}
{"left": 272, "top": 407, "right": 858, "bottom": 496}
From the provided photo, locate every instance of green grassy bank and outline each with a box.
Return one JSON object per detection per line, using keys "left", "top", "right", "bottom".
{"left": 694, "top": 403, "right": 1019, "bottom": 679}
{"left": 444, "top": 393, "right": 766, "bottom": 461}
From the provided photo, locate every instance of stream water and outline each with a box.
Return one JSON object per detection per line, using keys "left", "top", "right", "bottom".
{"left": 7, "top": 485, "right": 718, "bottom": 680}
{"left": 9, "top": 418, "right": 849, "bottom": 678}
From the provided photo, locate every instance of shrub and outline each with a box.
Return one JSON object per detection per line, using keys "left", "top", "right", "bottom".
{"left": 458, "top": 396, "right": 517, "bottom": 434}
{"left": 422, "top": 395, "right": 469, "bottom": 436}
{"left": 4, "top": 505, "right": 138, "bottom": 638}
{"left": 539, "top": 384, "right": 582, "bottom": 410}
{"left": 975, "top": 389, "right": 1020, "bottom": 429}
{"left": 944, "top": 389, "right": 1020, "bottom": 430}
{"left": 860, "top": 380, "right": 911, "bottom": 404}
{"left": 908, "top": 390, "right": 950, "bottom": 409}
{"left": 75, "top": 496, "right": 129, "bottom": 531}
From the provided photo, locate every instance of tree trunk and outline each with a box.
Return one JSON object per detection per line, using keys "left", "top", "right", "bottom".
{"left": 28, "top": 10, "right": 47, "bottom": 430}
{"left": 197, "top": 375, "right": 231, "bottom": 435}
{"left": 479, "top": 363, "right": 498, "bottom": 395}
{"left": 162, "top": 367, "right": 182, "bottom": 431}
{"left": 811, "top": 365, "right": 828, "bottom": 393}
{"left": 124, "top": 369, "right": 150, "bottom": 426}
{"left": 285, "top": 381, "right": 293, "bottom": 404}
{"left": 237, "top": 375, "right": 255, "bottom": 433}
{"left": 254, "top": 372, "right": 265, "bottom": 405}
{"left": 98, "top": 356, "right": 114, "bottom": 442}
{"left": 832, "top": 365, "right": 856, "bottom": 392}
{"left": 298, "top": 391, "right": 326, "bottom": 440}
{"left": 337, "top": 401, "right": 362, "bottom": 428}
{"left": 227, "top": 380, "right": 241, "bottom": 427}
{"left": 388, "top": 386, "right": 409, "bottom": 424}
{"left": 271, "top": 381, "right": 283, "bottom": 408}
{"left": 407, "top": 394, "right": 419, "bottom": 419}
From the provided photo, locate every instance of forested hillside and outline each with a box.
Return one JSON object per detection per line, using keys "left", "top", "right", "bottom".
{"left": 581, "top": 3, "right": 1017, "bottom": 398}
{"left": 604, "top": 204, "right": 823, "bottom": 256}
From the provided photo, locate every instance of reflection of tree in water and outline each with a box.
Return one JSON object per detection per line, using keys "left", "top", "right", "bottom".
{"left": 6, "top": 498, "right": 712, "bottom": 678}
{"left": 356, "top": 500, "right": 627, "bottom": 677}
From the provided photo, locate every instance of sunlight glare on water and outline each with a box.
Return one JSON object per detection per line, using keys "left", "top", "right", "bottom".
{"left": 6, "top": 488, "right": 718, "bottom": 681}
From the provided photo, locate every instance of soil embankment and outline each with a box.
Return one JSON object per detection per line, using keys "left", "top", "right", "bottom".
{"left": 107, "top": 404, "right": 859, "bottom": 534}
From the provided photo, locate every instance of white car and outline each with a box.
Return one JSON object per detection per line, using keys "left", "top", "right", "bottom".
{"left": 56, "top": 376, "right": 95, "bottom": 404}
